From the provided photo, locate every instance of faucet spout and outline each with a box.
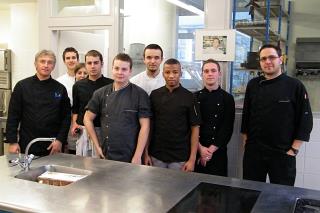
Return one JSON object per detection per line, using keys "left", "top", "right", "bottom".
{"left": 24, "top": 138, "right": 56, "bottom": 157}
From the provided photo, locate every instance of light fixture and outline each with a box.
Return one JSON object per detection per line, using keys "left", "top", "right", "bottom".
{"left": 166, "top": 0, "right": 204, "bottom": 16}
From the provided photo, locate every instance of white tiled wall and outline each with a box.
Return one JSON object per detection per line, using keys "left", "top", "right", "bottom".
{"left": 228, "top": 112, "right": 320, "bottom": 190}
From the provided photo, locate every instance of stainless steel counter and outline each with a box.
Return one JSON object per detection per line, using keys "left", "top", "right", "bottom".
{"left": 1, "top": 153, "right": 320, "bottom": 213}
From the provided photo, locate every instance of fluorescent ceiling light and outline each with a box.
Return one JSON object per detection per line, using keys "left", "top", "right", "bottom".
{"left": 166, "top": 0, "right": 204, "bottom": 16}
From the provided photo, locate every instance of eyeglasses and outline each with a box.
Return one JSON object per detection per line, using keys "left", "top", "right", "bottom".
{"left": 259, "top": 55, "right": 279, "bottom": 62}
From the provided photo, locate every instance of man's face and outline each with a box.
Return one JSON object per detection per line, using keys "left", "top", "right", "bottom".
{"left": 212, "top": 39, "right": 220, "bottom": 48}
{"left": 202, "top": 62, "right": 221, "bottom": 87}
{"left": 144, "top": 49, "right": 163, "bottom": 74}
{"left": 64, "top": 52, "right": 78, "bottom": 71}
{"left": 112, "top": 59, "right": 132, "bottom": 84}
{"left": 163, "top": 63, "right": 181, "bottom": 88}
{"left": 259, "top": 48, "right": 283, "bottom": 78}
{"left": 35, "top": 55, "right": 55, "bottom": 79}
{"left": 85, "top": 56, "right": 102, "bottom": 77}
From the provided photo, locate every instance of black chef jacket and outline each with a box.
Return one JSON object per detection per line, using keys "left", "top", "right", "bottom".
{"left": 6, "top": 75, "right": 71, "bottom": 154}
{"left": 72, "top": 75, "right": 113, "bottom": 126}
{"left": 149, "top": 85, "right": 201, "bottom": 163}
{"left": 86, "top": 83, "right": 151, "bottom": 162}
{"left": 241, "top": 73, "right": 313, "bottom": 152}
{"left": 195, "top": 86, "right": 235, "bottom": 148}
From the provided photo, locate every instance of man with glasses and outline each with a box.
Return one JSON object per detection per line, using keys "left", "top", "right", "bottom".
{"left": 241, "top": 44, "right": 313, "bottom": 186}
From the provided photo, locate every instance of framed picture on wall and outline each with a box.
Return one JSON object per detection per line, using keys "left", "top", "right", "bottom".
{"left": 195, "top": 29, "right": 236, "bottom": 61}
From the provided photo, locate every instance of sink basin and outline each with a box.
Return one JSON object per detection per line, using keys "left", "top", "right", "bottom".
{"left": 15, "top": 164, "right": 92, "bottom": 186}
{"left": 294, "top": 198, "right": 320, "bottom": 213}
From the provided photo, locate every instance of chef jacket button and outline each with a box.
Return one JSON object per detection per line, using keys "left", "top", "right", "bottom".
{"left": 106, "top": 114, "right": 109, "bottom": 117}
{"left": 214, "top": 114, "right": 217, "bottom": 117}
{"left": 217, "top": 103, "right": 220, "bottom": 106}
{"left": 213, "top": 126, "right": 216, "bottom": 129}
{"left": 212, "top": 137, "right": 214, "bottom": 140}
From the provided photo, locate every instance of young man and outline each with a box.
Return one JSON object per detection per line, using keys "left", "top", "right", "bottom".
{"left": 194, "top": 59, "right": 235, "bottom": 176}
{"left": 130, "top": 44, "right": 165, "bottom": 95}
{"left": 241, "top": 44, "right": 313, "bottom": 186}
{"left": 57, "top": 47, "right": 79, "bottom": 105}
{"left": 145, "top": 58, "right": 201, "bottom": 172}
{"left": 72, "top": 50, "right": 113, "bottom": 156}
{"left": 6, "top": 50, "right": 71, "bottom": 156}
{"left": 57, "top": 47, "right": 79, "bottom": 154}
{"left": 84, "top": 53, "right": 151, "bottom": 164}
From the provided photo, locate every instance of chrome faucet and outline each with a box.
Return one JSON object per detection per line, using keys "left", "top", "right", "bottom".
{"left": 11, "top": 138, "right": 56, "bottom": 171}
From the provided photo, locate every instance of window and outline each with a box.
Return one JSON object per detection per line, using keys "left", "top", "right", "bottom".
{"left": 122, "top": 0, "right": 204, "bottom": 91}
{"left": 51, "top": 0, "right": 110, "bottom": 17}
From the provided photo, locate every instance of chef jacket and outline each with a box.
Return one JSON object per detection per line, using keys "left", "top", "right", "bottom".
{"left": 6, "top": 75, "right": 71, "bottom": 154}
{"left": 86, "top": 83, "right": 151, "bottom": 162}
{"left": 241, "top": 73, "right": 313, "bottom": 153}
{"left": 195, "top": 86, "right": 235, "bottom": 148}
{"left": 149, "top": 85, "right": 201, "bottom": 163}
{"left": 72, "top": 75, "right": 113, "bottom": 126}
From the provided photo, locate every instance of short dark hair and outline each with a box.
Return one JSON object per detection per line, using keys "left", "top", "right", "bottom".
{"left": 202, "top": 58, "right": 221, "bottom": 72}
{"left": 74, "top": 63, "right": 86, "bottom": 75}
{"left": 62, "top": 47, "right": 79, "bottom": 62}
{"left": 164, "top": 58, "right": 181, "bottom": 67}
{"left": 259, "top": 44, "right": 282, "bottom": 57}
{"left": 112, "top": 53, "right": 133, "bottom": 69}
{"left": 143, "top": 44, "right": 163, "bottom": 58}
{"left": 212, "top": 37, "right": 220, "bottom": 43}
{"left": 85, "top": 50, "right": 103, "bottom": 63}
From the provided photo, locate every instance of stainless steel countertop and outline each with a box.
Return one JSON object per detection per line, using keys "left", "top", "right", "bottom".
{"left": 1, "top": 153, "right": 320, "bottom": 213}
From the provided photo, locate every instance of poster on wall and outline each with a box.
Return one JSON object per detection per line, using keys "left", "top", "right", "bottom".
{"left": 195, "top": 29, "right": 236, "bottom": 61}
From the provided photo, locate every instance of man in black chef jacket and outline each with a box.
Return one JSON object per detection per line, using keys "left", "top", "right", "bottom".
{"left": 72, "top": 50, "right": 113, "bottom": 156}
{"left": 241, "top": 44, "right": 313, "bottom": 186}
{"left": 145, "top": 58, "right": 201, "bottom": 172}
{"left": 6, "top": 50, "right": 71, "bottom": 156}
{"left": 84, "top": 53, "right": 151, "bottom": 164}
{"left": 195, "top": 59, "right": 235, "bottom": 176}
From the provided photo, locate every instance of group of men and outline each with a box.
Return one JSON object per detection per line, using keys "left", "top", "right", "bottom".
{"left": 5, "top": 43, "right": 313, "bottom": 186}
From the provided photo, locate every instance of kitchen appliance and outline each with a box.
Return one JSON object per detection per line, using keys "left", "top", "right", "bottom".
{"left": 168, "top": 182, "right": 261, "bottom": 212}
{"left": 0, "top": 49, "right": 11, "bottom": 155}
{"left": 0, "top": 49, "right": 11, "bottom": 89}
{"left": 296, "top": 38, "right": 320, "bottom": 76}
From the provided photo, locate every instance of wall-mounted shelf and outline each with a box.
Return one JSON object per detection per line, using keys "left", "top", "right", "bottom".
{"left": 236, "top": 25, "right": 282, "bottom": 43}
{"left": 255, "top": 5, "right": 289, "bottom": 18}
{"left": 234, "top": 0, "right": 291, "bottom": 44}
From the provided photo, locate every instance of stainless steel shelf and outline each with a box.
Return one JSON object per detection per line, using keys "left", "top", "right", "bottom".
{"left": 236, "top": 25, "right": 284, "bottom": 43}
{"left": 256, "top": 6, "right": 289, "bottom": 18}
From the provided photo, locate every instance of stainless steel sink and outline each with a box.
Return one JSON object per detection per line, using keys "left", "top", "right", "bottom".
{"left": 15, "top": 164, "right": 92, "bottom": 186}
{"left": 294, "top": 198, "right": 320, "bottom": 213}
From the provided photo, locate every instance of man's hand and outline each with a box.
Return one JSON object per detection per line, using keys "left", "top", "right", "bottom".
{"left": 95, "top": 146, "right": 105, "bottom": 159}
{"left": 8, "top": 143, "right": 20, "bottom": 154}
{"left": 286, "top": 149, "right": 296, "bottom": 156}
{"left": 182, "top": 159, "right": 195, "bottom": 172}
{"left": 131, "top": 156, "right": 142, "bottom": 165}
{"left": 199, "top": 144, "right": 213, "bottom": 161}
{"left": 143, "top": 153, "right": 153, "bottom": 166}
{"left": 71, "top": 123, "right": 82, "bottom": 136}
{"left": 48, "top": 139, "right": 62, "bottom": 155}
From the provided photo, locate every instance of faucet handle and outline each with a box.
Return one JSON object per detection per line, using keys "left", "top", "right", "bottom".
{"left": 27, "top": 154, "right": 35, "bottom": 164}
